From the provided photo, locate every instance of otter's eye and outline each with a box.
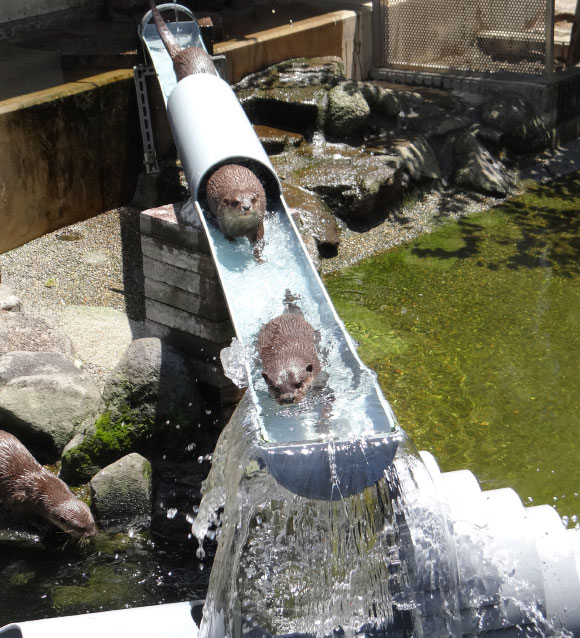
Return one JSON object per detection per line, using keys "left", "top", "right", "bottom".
{"left": 223, "top": 198, "right": 230, "bottom": 205}
{"left": 231, "top": 199, "right": 240, "bottom": 208}
{"left": 306, "top": 364, "right": 313, "bottom": 373}
{"left": 295, "top": 381, "right": 303, "bottom": 389}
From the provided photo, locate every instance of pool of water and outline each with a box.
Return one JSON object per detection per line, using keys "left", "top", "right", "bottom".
{"left": 325, "top": 173, "right": 580, "bottom": 523}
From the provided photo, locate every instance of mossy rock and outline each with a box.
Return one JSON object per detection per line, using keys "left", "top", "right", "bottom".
{"left": 61, "top": 338, "right": 209, "bottom": 484}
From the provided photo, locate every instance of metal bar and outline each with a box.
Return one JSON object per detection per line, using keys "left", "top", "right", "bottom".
{"left": 546, "top": 0, "right": 555, "bottom": 79}
{"left": 133, "top": 65, "right": 159, "bottom": 174}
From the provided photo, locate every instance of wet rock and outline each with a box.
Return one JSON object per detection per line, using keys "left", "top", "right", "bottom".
{"left": 389, "top": 135, "right": 441, "bottom": 181}
{"left": 0, "top": 351, "right": 100, "bottom": 463}
{"left": 0, "top": 285, "right": 21, "bottom": 312}
{"left": 234, "top": 56, "right": 344, "bottom": 91}
{"left": 61, "top": 338, "right": 208, "bottom": 484}
{"left": 291, "top": 218, "right": 322, "bottom": 272}
{"left": 396, "top": 89, "right": 474, "bottom": 137}
{"left": 358, "top": 82, "right": 401, "bottom": 118}
{"left": 326, "top": 82, "right": 370, "bottom": 139}
{"left": 283, "top": 184, "right": 340, "bottom": 257}
{"left": 0, "top": 312, "right": 75, "bottom": 358}
{"left": 253, "top": 125, "right": 304, "bottom": 155}
{"left": 90, "top": 453, "right": 152, "bottom": 530}
{"left": 481, "top": 93, "right": 550, "bottom": 153}
{"left": 291, "top": 155, "right": 402, "bottom": 223}
{"left": 237, "top": 86, "right": 327, "bottom": 136}
{"left": 453, "top": 130, "right": 513, "bottom": 196}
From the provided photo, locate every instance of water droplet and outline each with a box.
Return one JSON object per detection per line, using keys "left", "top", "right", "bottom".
{"left": 167, "top": 508, "right": 178, "bottom": 519}
{"left": 196, "top": 546, "right": 205, "bottom": 560}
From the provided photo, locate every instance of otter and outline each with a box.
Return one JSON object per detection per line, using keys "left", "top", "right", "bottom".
{"left": 205, "top": 164, "right": 266, "bottom": 259}
{"left": 149, "top": 0, "right": 219, "bottom": 81}
{"left": 148, "top": 2, "right": 267, "bottom": 259}
{"left": 258, "top": 290, "right": 322, "bottom": 404}
{"left": 0, "top": 430, "right": 96, "bottom": 541}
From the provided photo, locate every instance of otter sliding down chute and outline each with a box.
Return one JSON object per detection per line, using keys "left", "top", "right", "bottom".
{"left": 139, "top": 3, "right": 400, "bottom": 501}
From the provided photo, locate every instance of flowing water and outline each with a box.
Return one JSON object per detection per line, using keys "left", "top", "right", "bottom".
{"left": 193, "top": 395, "right": 460, "bottom": 638}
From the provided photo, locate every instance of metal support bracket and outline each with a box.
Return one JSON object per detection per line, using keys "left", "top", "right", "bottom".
{"left": 133, "top": 64, "right": 160, "bottom": 174}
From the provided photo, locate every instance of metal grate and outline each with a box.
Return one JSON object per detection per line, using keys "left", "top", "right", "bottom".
{"left": 377, "top": 0, "right": 550, "bottom": 77}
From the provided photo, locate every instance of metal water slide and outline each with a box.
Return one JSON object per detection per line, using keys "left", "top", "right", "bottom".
{"left": 138, "top": 3, "right": 401, "bottom": 501}
{"left": 2, "top": 5, "right": 580, "bottom": 637}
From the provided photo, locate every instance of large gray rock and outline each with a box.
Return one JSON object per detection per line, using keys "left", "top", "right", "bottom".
{"left": 234, "top": 56, "right": 345, "bottom": 91}
{"left": 390, "top": 135, "right": 441, "bottom": 181}
{"left": 90, "top": 453, "right": 152, "bottom": 530}
{"left": 453, "top": 131, "right": 513, "bottom": 196}
{"left": 0, "top": 351, "right": 100, "bottom": 463}
{"left": 481, "top": 93, "right": 550, "bottom": 153}
{"left": 283, "top": 184, "right": 341, "bottom": 257}
{"left": 358, "top": 82, "right": 401, "bottom": 118}
{"left": 0, "top": 312, "right": 75, "bottom": 357}
{"left": 326, "top": 82, "right": 370, "bottom": 138}
{"left": 290, "top": 155, "right": 402, "bottom": 223}
{"left": 61, "top": 338, "right": 208, "bottom": 484}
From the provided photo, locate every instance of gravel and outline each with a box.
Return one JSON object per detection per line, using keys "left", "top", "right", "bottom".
{"left": 0, "top": 207, "right": 145, "bottom": 321}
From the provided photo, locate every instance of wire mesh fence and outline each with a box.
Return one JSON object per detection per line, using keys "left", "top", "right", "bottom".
{"left": 376, "top": 0, "right": 550, "bottom": 77}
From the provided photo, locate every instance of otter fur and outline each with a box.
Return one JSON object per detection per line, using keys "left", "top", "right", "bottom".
{"left": 258, "top": 291, "right": 322, "bottom": 404}
{"left": 0, "top": 430, "right": 96, "bottom": 541}
{"left": 149, "top": 0, "right": 218, "bottom": 81}
{"left": 205, "top": 164, "right": 266, "bottom": 258}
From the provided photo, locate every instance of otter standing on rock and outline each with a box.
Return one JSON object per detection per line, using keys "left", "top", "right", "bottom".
{"left": 0, "top": 430, "right": 96, "bottom": 542}
{"left": 149, "top": 0, "right": 218, "bottom": 81}
{"left": 258, "top": 291, "right": 322, "bottom": 404}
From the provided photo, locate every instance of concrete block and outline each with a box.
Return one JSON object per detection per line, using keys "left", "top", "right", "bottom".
{"left": 140, "top": 203, "right": 209, "bottom": 254}
{"left": 142, "top": 256, "right": 223, "bottom": 301}
{"left": 144, "top": 277, "right": 229, "bottom": 322}
{"left": 145, "top": 299, "right": 234, "bottom": 344}
{"left": 141, "top": 235, "right": 217, "bottom": 279}
{"left": 145, "top": 319, "right": 228, "bottom": 362}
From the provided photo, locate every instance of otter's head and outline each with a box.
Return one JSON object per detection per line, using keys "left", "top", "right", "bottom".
{"left": 216, "top": 190, "right": 263, "bottom": 238}
{"left": 46, "top": 493, "right": 96, "bottom": 541}
{"left": 262, "top": 360, "right": 316, "bottom": 404}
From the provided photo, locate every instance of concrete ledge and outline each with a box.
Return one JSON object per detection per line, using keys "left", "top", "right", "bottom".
{"left": 0, "top": 69, "right": 142, "bottom": 254}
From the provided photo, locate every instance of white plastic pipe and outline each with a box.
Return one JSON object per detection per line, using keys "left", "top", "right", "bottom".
{"left": 166, "top": 73, "right": 281, "bottom": 202}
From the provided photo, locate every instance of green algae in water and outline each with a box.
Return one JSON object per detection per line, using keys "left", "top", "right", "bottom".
{"left": 325, "top": 174, "right": 580, "bottom": 522}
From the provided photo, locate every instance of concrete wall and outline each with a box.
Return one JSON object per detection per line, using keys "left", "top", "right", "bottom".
{"left": 0, "top": 0, "right": 103, "bottom": 24}
{"left": 0, "top": 6, "right": 373, "bottom": 255}
{"left": 215, "top": 7, "right": 373, "bottom": 83}
{"left": 0, "top": 70, "right": 142, "bottom": 254}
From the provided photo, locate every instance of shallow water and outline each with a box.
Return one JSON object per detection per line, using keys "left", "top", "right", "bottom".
{"left": 0, "top": 531, "right": 210, "bottom": 626}
{"left": 325, "top": 173, "right": 580, "bottom": 523}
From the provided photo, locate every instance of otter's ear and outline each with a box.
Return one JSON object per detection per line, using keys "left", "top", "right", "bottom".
{"left": 261, "top": 372, "right": 270, "bottom": 382}
{"left": 306, "top": 364, "right": 313, "bottom": 373}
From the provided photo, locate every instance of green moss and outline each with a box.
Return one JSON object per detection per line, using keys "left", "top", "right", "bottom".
{"left": 325, "top": 170, "right": 580, "bottom": 521}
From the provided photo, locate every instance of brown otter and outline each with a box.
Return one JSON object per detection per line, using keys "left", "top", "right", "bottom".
{"left": 258, "top": 290, "right": 322, "bottom": 404}
{"left": 149, "top": 0, "right": 219, "bottom": 81}
{"left": 149, "top": 2, "right": 267, "bottom": 259}
{"left": 0, "top": 430, "right": 96, "bottom": 541}
{"left": 205, "top": 164, "right": 266, "bottom": 259}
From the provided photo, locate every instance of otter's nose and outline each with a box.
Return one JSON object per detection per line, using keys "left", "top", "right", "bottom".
{"left": 279, "top": 394, "right": 295, "bottom": 404}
